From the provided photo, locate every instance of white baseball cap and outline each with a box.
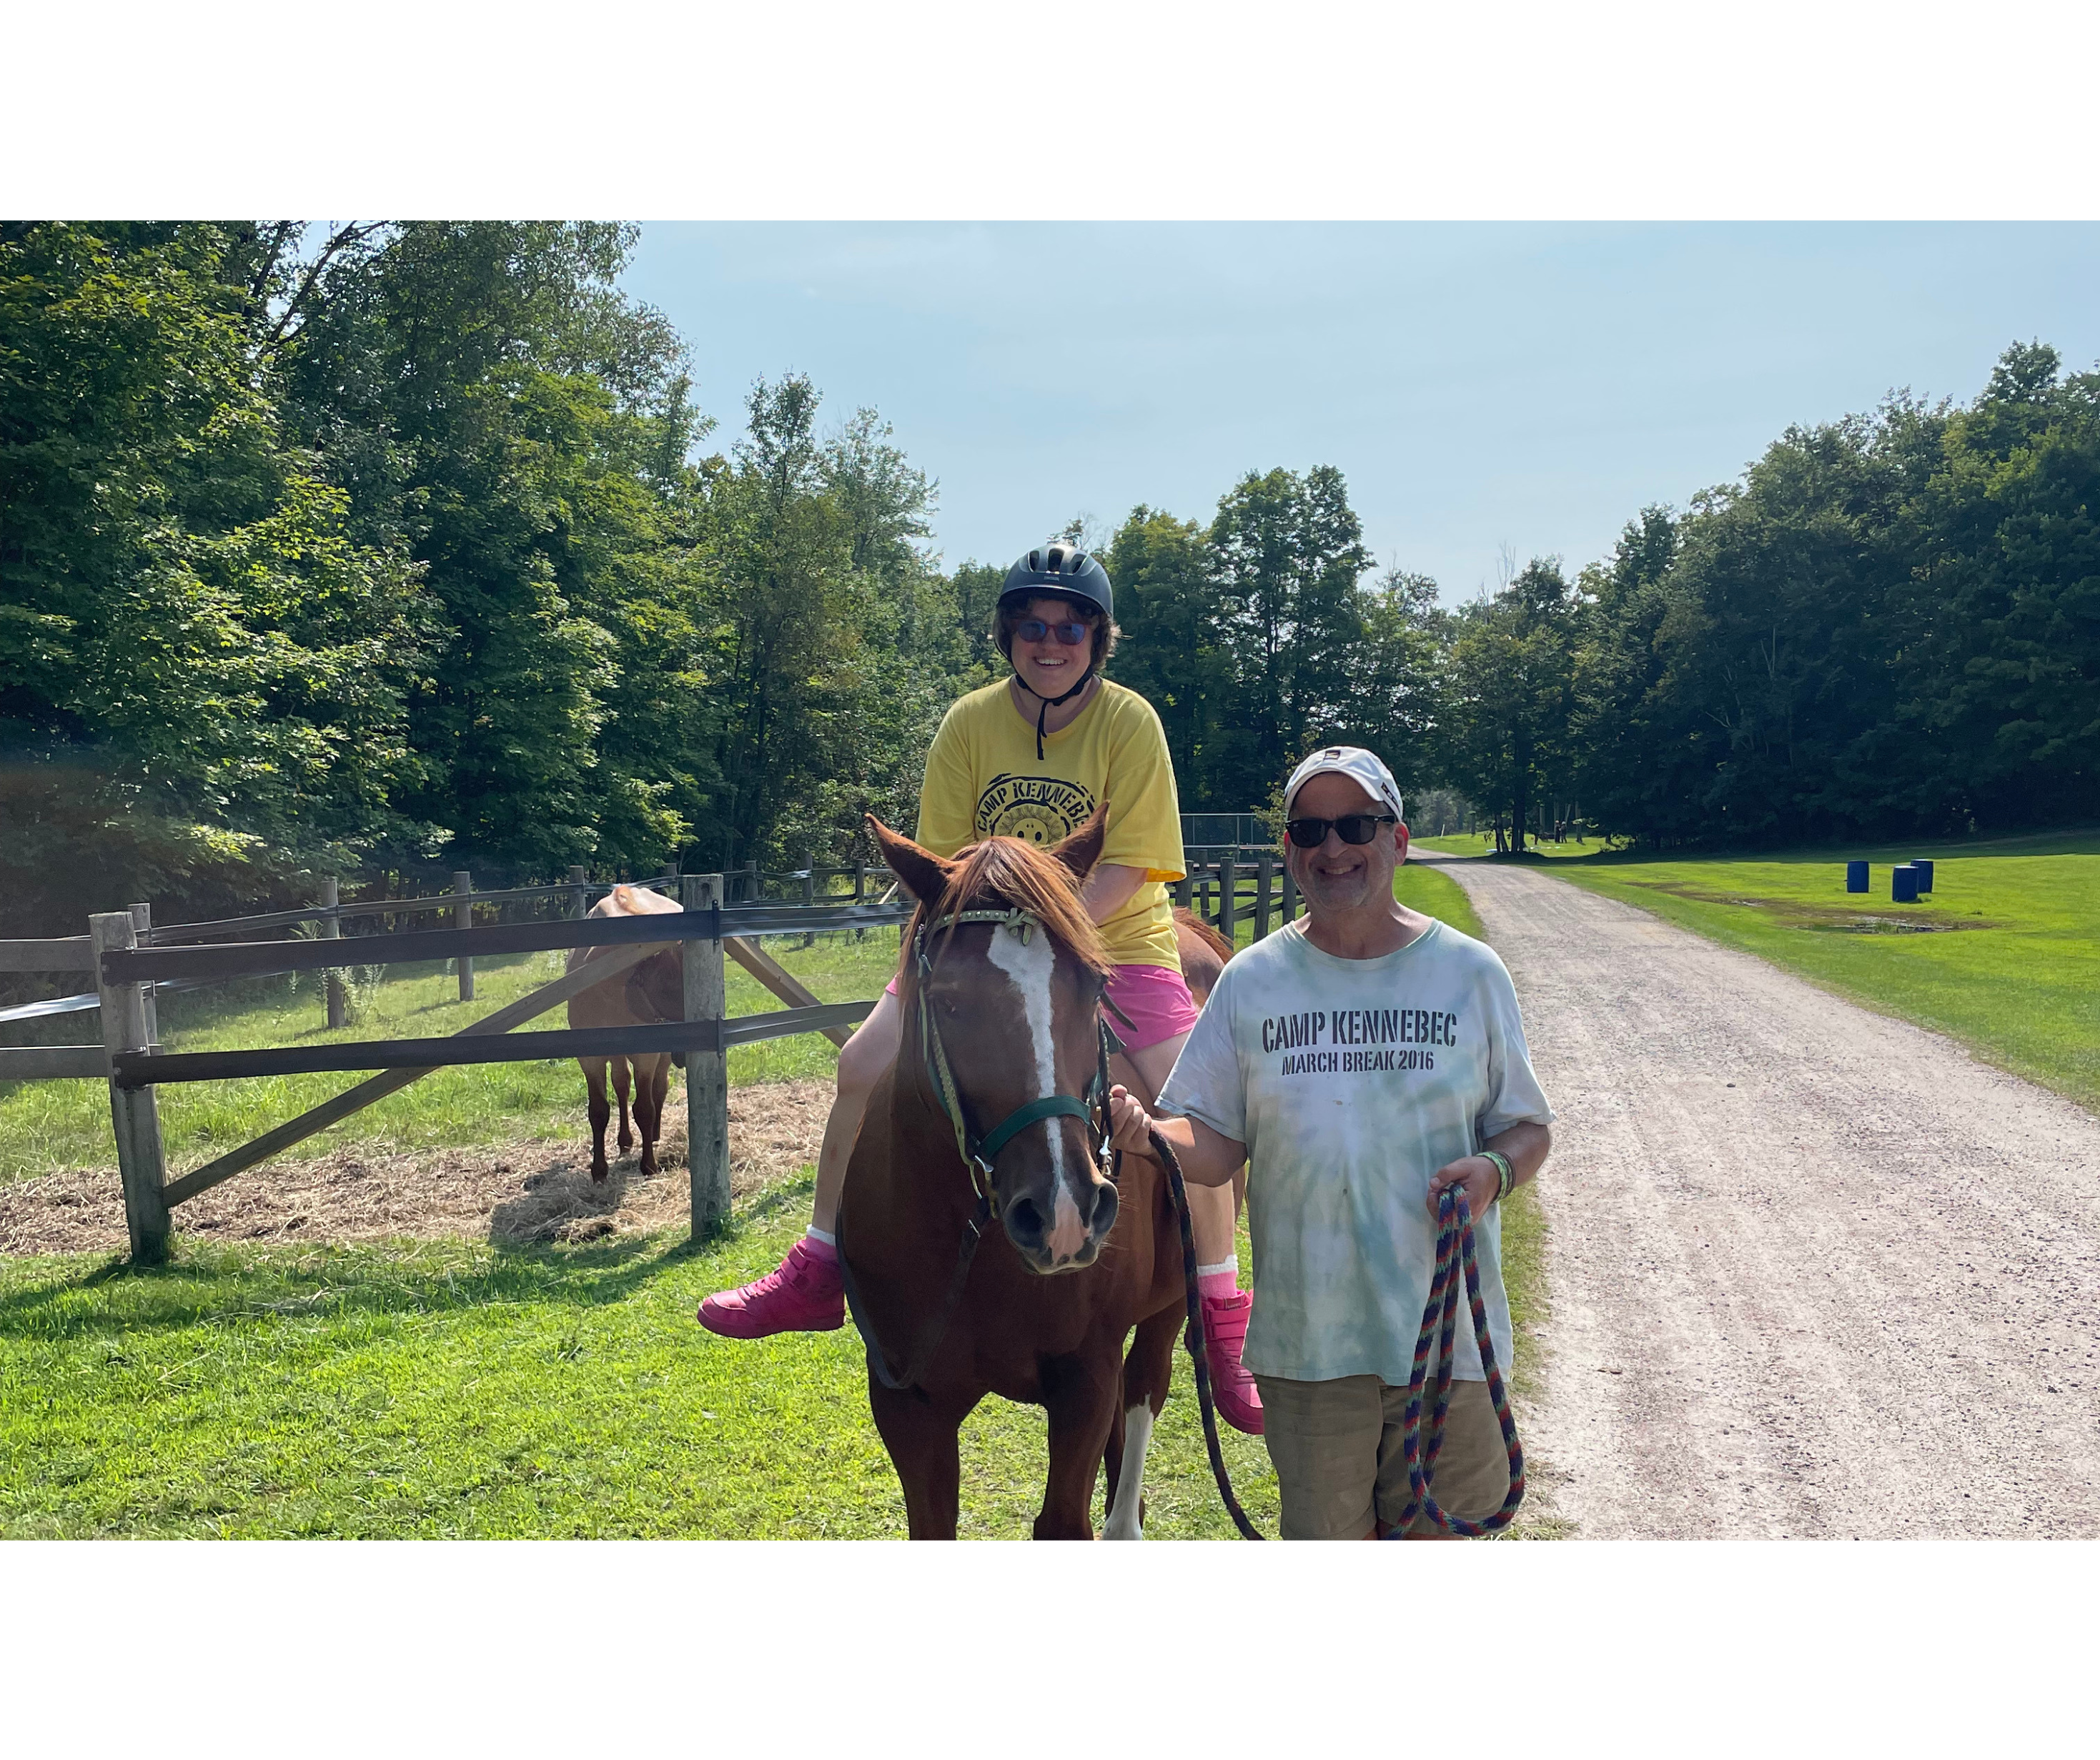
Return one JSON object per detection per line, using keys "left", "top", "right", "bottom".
{"left": 1284, "top": 745, "right": 1405, "bottom": 822}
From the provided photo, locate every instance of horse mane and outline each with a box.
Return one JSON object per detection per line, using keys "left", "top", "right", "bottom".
{"left": 914, "top": 837, "right": 1112, "bottom": 981}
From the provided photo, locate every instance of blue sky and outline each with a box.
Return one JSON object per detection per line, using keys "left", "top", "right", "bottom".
{"left": 623, "top": 224, "right": 2100, "bottom": 602}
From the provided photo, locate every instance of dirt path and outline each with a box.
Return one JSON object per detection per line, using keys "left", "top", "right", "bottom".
{"left": 1422, "top": 852, "right": 2100, "bottom": 1538}
{"left": 0, "top": 1081, "right": 832, "bottom": 1257}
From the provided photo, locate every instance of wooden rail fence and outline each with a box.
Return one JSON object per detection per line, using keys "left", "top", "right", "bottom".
{"left": 1174, "top": 847, "right": 1297, "bottom": 944}
{"left": 1, "top": 879, "right": 911, "bottom": 1264}
{"left": 3, "top": 845, "right": 1294, "bottom": 1264}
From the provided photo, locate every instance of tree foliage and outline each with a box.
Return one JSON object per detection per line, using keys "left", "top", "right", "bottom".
{"left": 5, "top": 224, "right": 2092, "bottom": 940}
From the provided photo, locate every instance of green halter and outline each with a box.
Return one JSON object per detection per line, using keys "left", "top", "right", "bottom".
{"left": 912, "top": 905, "right": 1116, "bottom": 1204}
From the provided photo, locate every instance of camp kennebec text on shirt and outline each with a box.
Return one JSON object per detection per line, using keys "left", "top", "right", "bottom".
{"left": 1264, "top": 1003, "right": 1460, "bottom": 1074}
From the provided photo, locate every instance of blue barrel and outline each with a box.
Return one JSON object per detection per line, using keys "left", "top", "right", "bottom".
{"left": 1913, "top": 859, "right": 1934, "bottom": 894}
{"left": 1892, "top": 864, "right": 1919, "bottom": 903}
{"left": 1846, "top": 860, "right": 1868, "bottom": 893}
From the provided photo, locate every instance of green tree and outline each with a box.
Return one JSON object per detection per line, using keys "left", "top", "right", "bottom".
{"left": 1437, "top": 561, "right": 1579, "bottom": 852}
{"left": 0, "top": 222, "right": 428, "bottom": 929}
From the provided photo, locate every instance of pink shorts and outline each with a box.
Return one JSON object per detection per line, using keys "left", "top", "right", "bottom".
{"left": 883, "top": 960, "right": 1199, "bottom": 1053}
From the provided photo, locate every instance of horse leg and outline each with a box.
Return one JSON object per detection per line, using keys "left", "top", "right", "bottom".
{"left": 868, "top": 1379, "right": 973, "bottom": 1540}
{"left": 634, "top": 1053, "right": 663, "bottom": 1177}
{"left": 1035, "top": 1349, "right": 1120, "bottom": 1541}
{"left": 1104, "top": 1306, "right": 1181, "bottom": 1541}
{"left": 640, "top": 1054, "right": 670, "bottom": 1176}
{"left": 580, "top": 1058, "right": 612, "bottom": 1183}
{"left": 610, "top": 1056, "right": 635, "bottom": 1155}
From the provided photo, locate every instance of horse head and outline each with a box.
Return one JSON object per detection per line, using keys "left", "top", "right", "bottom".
{"left": 870, "top": 805, "right": 1120, "bottom": 1274}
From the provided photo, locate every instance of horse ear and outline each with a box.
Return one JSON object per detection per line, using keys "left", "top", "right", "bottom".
{"left": 1049, "top": 801, "right": 1109, "bottom": 885}
{"left": 867, "top": 814, "right": 954, "bottom": 904}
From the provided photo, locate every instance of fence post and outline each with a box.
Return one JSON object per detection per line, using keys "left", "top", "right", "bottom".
{"left": 453, "top": 870, "right": 474, "bottom": 1001}
{"left": 1219, "top": 853, "right": 1238, "bottom": 943}
{"left": 128, "top": 903, "right": 159, "bottom": 1049}
{"left": 1172, "top": 872, "right": 1191, "bottom": 910}
{"left": 320, "top": 877, "right": 347, "bottom": 1029}
{"left": 683, "top": 873, "right": 730, "bottom": 1236}
{"left": 1254, "top": 852, "right": 1273, "bottom": 940}
{"left": 853, "top": 863, "right": 867, "bottom": 942}
{"left": 569, "top": 865, "right": 588, "bottom": 920}
{"left": 91, "top": 912, "right": 170, "bottom": 1264}
{"left": 1280, "top": 859, "right": 1297, "bottom": 925}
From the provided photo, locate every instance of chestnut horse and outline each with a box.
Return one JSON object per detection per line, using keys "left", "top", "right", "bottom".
{"left": 837, "top": 807, "right": 1196, "bottom": 1539}
{"left": 568, "top": 883, "right": 685, "bottom": 1180}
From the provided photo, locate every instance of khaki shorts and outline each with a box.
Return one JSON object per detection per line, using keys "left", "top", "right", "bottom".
{"left": 1255, "top": 1372, "right": 1512, "bottom": 1540}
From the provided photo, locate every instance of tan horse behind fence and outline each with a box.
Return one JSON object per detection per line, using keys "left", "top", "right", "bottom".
{"left": 568, "top": 883, "right": 685, "bottom": 1180}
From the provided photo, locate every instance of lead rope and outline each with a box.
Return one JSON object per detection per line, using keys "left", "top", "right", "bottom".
{"left": 1389, "top": 1186, "right": 1527, "bottom": 1537}
{"left": 1145, "top": 1124, "right": 1264, "bottom": 1541}
{"left": 1144, "top": 1135, "right": 1525, "bottom": 1541}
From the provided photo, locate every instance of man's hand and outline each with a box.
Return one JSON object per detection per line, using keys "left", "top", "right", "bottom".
{"left": 1425, "top": 1155, "right": 1501, "bottom": 1223}
{"left": 1108, "top": 1083, "right": 1156, "bottom": 1157}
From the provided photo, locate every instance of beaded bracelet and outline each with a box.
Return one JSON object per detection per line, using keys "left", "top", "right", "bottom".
{"left": 1481, "top": 1148, "right": 1515, "bottom": 1203}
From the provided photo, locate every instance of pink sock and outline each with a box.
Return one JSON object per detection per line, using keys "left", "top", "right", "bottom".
{"left": 802, "top": 1225, "right": 838, "bottom": 1263}
{"left": 1197, "top": 1261, "right": 1239, "bottom": 1301}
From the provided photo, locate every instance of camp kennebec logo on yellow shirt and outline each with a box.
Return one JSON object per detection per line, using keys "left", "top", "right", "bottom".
{"left": 974, "top": 773, "right": 1099, "bottom": 846}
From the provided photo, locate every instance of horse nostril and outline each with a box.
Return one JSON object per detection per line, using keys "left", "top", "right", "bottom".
{"left": 1005, "top": 1196, "right": 1048, "bottom": 1251}
{"left": 1088, "top": 1180, "right": 1119, "bottom": 1240}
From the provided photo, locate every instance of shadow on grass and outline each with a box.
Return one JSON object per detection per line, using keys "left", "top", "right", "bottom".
{"left": 0, "top": 1195, "right": 798, "bottom": 1343}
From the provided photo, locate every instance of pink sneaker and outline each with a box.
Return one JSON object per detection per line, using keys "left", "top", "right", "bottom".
{"left": 697, "top": 1238, "right": 845, "bottom": 1338}
{"left": 1200, "top": 1290, "right": 1264, "bottom": 1436}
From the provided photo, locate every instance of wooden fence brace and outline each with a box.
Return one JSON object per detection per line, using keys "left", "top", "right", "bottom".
{"left": 129, "top": 904, "right": 159, "bottom": 1048}
{"left": 1219, "top": 853, "right": 1237, "bottom": 943}
{"left": 321, "top": 877, "right": 347, "bottom": 1029}
{"left": 724, "top": 936, "right": 856, "bottom": 1049}
{"left": 1254, "top": 852, "right": 1273, "bottom": 940}
{"left": 90, "top": 912, "right": 169, "bottom": 1263}
{"left": 684, "top": 874, "right": 731, "bottom": 1235}
{"left": 569, "top": 865, "right": 588, "bottom": 921}
{"left": 453, "top": 871, "right": 475, "bottom": 1000}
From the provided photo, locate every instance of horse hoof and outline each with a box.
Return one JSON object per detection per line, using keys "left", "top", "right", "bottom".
{"left": 590, "top": 1166, "right": 608, "bottom": 1185}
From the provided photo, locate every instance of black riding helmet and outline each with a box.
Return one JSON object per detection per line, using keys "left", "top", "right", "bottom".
{"left": 999, "top": 545, "right": 1114, "bottom": 757}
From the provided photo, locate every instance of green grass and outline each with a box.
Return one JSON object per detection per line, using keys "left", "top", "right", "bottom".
{"left": 0, "top": 931, "right": 902, "bottom": 1185}
{"left": 0, "top": 1178, "right": 1284, "bottom": 1538}
{"left": 0, "top": 872, "right": 1550, "bottom": 1540}
{"left": 1502, "top": 829, "right": 2100, "bottom": 1115}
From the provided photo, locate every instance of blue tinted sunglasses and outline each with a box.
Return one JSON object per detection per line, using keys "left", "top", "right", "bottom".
{"left": 1014, "top": 617, "right": 1091, "bottom": 646}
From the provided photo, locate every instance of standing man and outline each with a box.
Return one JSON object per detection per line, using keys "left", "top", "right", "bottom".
{"left": 1109, "top": 746, "right": 1554, "bottom": 1538}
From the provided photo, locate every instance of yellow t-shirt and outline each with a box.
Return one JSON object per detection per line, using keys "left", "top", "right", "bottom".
{"left": 915, "top": 678, "right": 1187, "bottom": 971}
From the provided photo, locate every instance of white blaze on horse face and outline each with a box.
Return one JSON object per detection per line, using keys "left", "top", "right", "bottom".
{"left": 1103, "top": 1402, "right": 1155, "bottom": 1541}
{"left": 982, "top": 924, "right": 1085, "bottom": 1261}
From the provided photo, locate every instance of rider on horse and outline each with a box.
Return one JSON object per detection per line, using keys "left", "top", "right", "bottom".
{"left": 698, "top": 542, "right": 1264, "bottom": 1433}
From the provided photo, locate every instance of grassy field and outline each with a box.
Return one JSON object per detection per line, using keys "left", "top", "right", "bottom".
{"left": 1441, "top": 829, "right": 2100, "bottom": 1116}
{"left": 0, "top": 858, "right": 1547, "bottom": 1540}
{"left": 0, "top": 930, "right": 903, "bottom": 1185}
{"left": 0, "top": 1180, "right": 1286, "bottom": 1539}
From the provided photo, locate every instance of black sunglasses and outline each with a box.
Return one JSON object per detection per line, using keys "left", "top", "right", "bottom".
{"left": 1285, "top": 812, "right": 1397, "bottom": 848}
{"left": 1013, "top": 617, "right": 1091, "bottom": 647}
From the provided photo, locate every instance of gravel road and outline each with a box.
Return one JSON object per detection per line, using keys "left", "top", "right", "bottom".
{"left": 1423, "top": 852, "right": 2100, "bottom": 1538}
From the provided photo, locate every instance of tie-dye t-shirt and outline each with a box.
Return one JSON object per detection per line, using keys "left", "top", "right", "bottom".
{"left": 1156, "top": 915, "right": 1553, "bottom": 1384}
